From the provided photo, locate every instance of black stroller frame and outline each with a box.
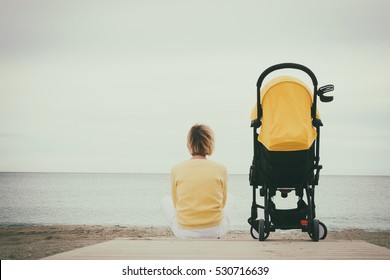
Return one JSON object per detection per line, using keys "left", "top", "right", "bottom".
{"left": 248, "top": 63, "right": 334, "bottom": 241}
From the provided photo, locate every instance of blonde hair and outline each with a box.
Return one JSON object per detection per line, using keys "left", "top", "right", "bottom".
{"left": 187, "top": 124, "right": 215, "bottom": 156}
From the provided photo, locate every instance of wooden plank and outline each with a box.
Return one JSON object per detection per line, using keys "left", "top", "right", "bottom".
{"left": 43, "top": 239, "right": 390, "bottom": 260}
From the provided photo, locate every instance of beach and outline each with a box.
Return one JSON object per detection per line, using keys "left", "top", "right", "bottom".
{"left": 0, "top": 225, "right": 389, "bottom": 260}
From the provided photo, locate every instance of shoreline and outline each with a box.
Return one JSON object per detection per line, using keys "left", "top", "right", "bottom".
{"left": 0, "top": 225, "right": 389, "bottom": 260}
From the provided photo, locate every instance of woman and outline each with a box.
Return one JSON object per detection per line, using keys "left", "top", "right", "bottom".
{"left": 160, "top": 124, "right": 233, "bottom": 238}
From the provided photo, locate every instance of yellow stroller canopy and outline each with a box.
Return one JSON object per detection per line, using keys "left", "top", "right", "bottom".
{"left": 251, "top": 76, "right": 319, "bottom": 152}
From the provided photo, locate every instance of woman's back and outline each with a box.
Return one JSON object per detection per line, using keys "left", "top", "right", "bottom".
{"left": 171, "top": 159, "right": 227, "bottom": 229}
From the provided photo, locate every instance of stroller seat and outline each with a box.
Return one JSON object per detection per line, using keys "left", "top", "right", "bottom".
{"left": 248, "top": 63, "right": 334, "bottom": 241}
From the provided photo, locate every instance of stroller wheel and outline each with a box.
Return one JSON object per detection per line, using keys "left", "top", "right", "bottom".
{"left": 250, "top": 226, "right": 258, "bottom": 239}
{"left": 319, "top": 221, "right": 327, "bottom": 240}
{"left": 309, "top": 219, "right": 320, "bottom": 241}
{"left": 308, "top": 220, "right": 327, "bottom": 240}
{"left": 258, "top": 219, "right": 269, "bottom": 241}
{"left": 249, "top": 219, "right": 270, "bottom": 240}
{"left": 249, "top": 219, "right": 260, "bottom": 239}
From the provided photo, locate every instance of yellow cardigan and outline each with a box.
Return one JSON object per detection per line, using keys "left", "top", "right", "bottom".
{"left": 171, "top": 159, "right": 227, "bottom": 229}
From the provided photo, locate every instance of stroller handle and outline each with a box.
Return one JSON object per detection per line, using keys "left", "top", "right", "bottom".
{"left": 256, "top": 63, "right": 318, "bottom": 88}
{"left": 255, "top": 63, "right": 319, "bottom": 122}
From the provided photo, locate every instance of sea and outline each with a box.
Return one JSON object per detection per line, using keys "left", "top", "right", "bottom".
{"left": 0, "top": 172, "right": 389, "bottom": 232}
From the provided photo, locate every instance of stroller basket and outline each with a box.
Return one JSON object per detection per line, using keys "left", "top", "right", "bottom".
{"left": 270, "top": 209, "right": 307, "bottom": 229}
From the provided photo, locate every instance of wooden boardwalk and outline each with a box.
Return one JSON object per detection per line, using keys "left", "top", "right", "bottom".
{"left": 43, "top": 239, "right": 390, "bottom": 260}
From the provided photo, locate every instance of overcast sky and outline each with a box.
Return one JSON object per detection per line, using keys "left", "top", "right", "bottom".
{"left": 1, "top": 0, "right": 389, "bottom": 175}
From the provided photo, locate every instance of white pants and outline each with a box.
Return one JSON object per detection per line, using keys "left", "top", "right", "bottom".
{"left": 160, "top": 195, "right": 235, "bottom": 239}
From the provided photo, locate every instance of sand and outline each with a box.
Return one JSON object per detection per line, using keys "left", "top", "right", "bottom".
{"left": 0, "top": 225, "right": 389, "bottom": 260}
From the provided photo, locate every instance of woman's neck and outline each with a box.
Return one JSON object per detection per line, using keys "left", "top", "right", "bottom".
{"left": 191, "top": 155, "right": 206, "bottom": 159}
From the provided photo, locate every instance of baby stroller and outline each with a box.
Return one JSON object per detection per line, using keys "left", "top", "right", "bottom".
{"left": 248, "top": 63, "right": 334, "bottom": 241}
